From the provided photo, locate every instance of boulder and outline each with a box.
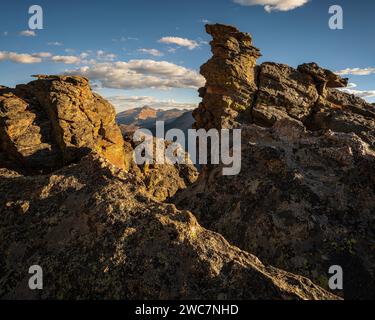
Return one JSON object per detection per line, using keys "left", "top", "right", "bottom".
{"left": 0, "top": 75, "right": 128, "bottom": 173}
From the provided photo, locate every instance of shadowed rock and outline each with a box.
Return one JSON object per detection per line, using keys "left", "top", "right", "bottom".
{"left": 0, "top": 153, "right": 338, "bottom": 300}
{"left": 174, "top": 24, "right": 375, "bottom": 299}
{"left": 298, "top": 62, "right": 349, "bottom": 93}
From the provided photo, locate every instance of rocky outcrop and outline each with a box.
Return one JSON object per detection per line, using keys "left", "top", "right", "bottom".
{"left": 308, "top": 89, "right": 375, "bottom": 147}
{"left": 174, "top": 120, "right": 375, "bottom": 299}
{"left": 253, "top": 62, "right": 321, "bottom": 126}
{"left": 192, "top": 24, "right": 374, "bottom": 145}
{"left": 126, "top": 135, "right": 198, "bottom": 201}
{"left": 0, "top": 75, "right": 197, "bottom": 200}
{"left": 0, "top": 75, "right": 127, "bottom": 172}
{"left": 297, "top": 63, "right": 348, "bottom": 93}
{"left": 254, "top": 62, "right": 375, "bottom": 148}
{"left": 1, "top": 23, "right": 373, "bottom": 301}
{"left": 0, "top": 153, "right": 337, "bottom": 300}
{"left": 193, "top": 24, "right": 261, "bottom": 130}
{"left": 174, "top": 24, "right": 375, "bottom": 299}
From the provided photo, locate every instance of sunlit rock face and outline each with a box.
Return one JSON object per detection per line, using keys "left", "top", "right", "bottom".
{"left": 0, "top": 75, "right": 127, "bottom": 173}
{"left": 193, "top": 24, "right": 261, "bottom": 130}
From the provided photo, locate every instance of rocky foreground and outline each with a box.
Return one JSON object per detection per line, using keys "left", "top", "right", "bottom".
{"left": 177, "top": 24, "right": 375, "bottom": 299}
{"left": 0, "top": 24, "right": 374, "bottom": 300}
{"left": 0, "top": 154, "right": 337, "bottom": 300}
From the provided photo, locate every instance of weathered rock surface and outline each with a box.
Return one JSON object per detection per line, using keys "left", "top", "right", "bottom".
{"left": 254, "top": 62, "right": 375, "bottom": 148}
{"left": 308, "top": 89, "right": 375, "bottom": 148}
{"left": 0, "top": 75, "right": 197, "bottom": 200}
{"left": 297, "top": 62, "right": 348, "bottom": 92}
{"left": 174, "top": 120, "right": 375, "bottom": 299}
{"left": 174, "top": 24, "right": 375, "bottom": 299}
{"left": 253, "top": 62, "right": 320, "bottom": 126}
{"left": 1, "top": 23, "right": 373, "bottom": 301}
{"left": 0, "top": 153, "right": 337, "bottom": 300}
{"left": 125, "top": 135, "right": 198, "bottom": 201}
{"left": 193, "top": 24, "right": 261, "bottom": 130}
{"left": 0, "top": 85, "right": 61, "bottom": 171}
{"left": 0, "top": 75, "right": 127, "bottom": 172}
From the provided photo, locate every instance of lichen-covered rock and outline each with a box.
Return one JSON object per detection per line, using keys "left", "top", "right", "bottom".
{"left": 253, "top": 62, "right": 320, "bottom": 126}
{"left": 297, "top": 62, "right": 348, "bottom": 92}
{"left": 252, "top": 62, "right": 374, "bottom": 148}
{"left": 193, "top": 24, "right": 261, "bottom": 130}
{"left": 0, "top": 75, "right": 197, "bottom": 200}
{"left": 307, "top": 89, "right": 375, "bottom": 147}
{"left": 174, "top": 120, "right": 375, "bottom": 299}
{"left": 0, "top": 86, "right": 62, "bottom": 171}
{"left": 175, "top": 24, "right": 375, "bottom": 300}
{"left": 0, "top": 75, "right": 127, "bottom": 172}
{"left": 0, "top": 153, "right": 337, "bottom": 300}
{"left": 126, "top": 135, "right": 198, "bottom": 201}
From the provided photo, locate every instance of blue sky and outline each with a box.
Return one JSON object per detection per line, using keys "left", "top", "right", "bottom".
{"left": 0, "top": 0, "right": 374, "bottom": 112}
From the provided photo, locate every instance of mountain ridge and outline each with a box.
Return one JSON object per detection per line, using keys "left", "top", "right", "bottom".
{"left": 116, "top": 106, "right": 191, "bottom": 136}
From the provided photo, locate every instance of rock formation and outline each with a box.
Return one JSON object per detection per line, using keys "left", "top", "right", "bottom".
{"left": 193, "top": 24, "right": 261, "bottom": 130}
{"left": 0, "top": 75, "right": 197, "bottom": 200}
{"left": 0, "top": 71, "right": 337, "bottom": 301}
{"left": 174, "top": 24, "right": 375, "bottom": 299}
{"left": 0, "top": 75, "right": 127, "bottom": 172}
{"left": 0, "top": 153, "right": 337, "bottom": 300}
{"left": 2, "top": 23, "right": 374, "bottom": 300}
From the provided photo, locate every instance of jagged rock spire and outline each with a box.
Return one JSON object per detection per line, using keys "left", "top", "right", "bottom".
{"left": 193, "top": 24, "right": 261, "bottom": 130}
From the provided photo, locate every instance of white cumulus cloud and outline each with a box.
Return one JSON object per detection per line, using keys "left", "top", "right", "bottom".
{"left": 47, "top": 42, "right": 63, "bottom": 46}
{"left": 20, "top": 30, "right": 36, "bottom": 37}
{"left": 63, "top": 59, "right": 205, "bottom": 90}
{"left": 96, "top": 50, "right": 117, "bottom": 61}
{"left": 336, "top": 67, "right": 375, "bottom": 76}
{"left": 340, "top": 88, "right": 375, "bottom": 99}
{"left": 346, "top": 83, "right": 357, "bottom": 89}
{"left": 338, "top": 83, "right": 375, "bottom": 100}
{"left": 33, "top": 52, "right": 52, "bottom": 58}
{"left": 233, "top": 0, "right": 309, "bottom": 12}
{"left": 158, "top": 37, "right": 199, "bottom": 50}
{"left": 0, "top": 51, "right": 42, "bottom": 64}
{"left": 138, "top": 48, "right": 164, "bottom": 57}
{"left": 51, "top": 55, "right": 82, "bottom": 64}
